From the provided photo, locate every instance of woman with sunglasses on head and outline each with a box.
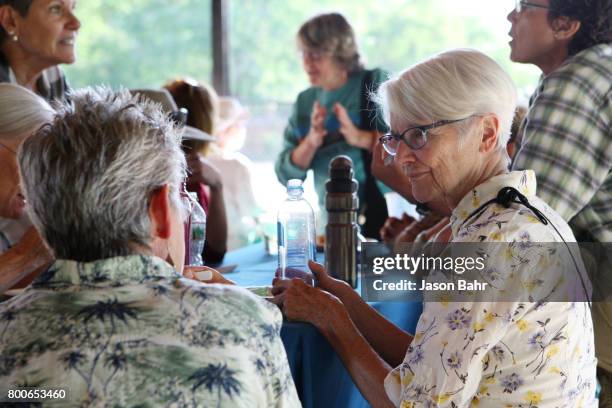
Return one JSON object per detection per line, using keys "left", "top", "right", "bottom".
{"left": 0, "top": 0, "right": 80, "bottom": 102}
{"left": 273, "top": 49, "right": 596, "bottom": 407}
{"left": 275, "top": 12, "right": 390, "bottom": 239}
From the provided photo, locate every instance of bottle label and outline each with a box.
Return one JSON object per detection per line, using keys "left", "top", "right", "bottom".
{"left": 189, "top": 221, "right": 206, "bottom": 266}
{"left": 285, "top": 215, "right": 311, "bottom": 268}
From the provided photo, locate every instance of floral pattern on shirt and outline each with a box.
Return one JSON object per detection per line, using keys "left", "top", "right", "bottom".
{"left": 0, "top": 255, "right": 300, "bottom": 407}
{"left": 384, "top": 171, "right": 597, "bottom": 407}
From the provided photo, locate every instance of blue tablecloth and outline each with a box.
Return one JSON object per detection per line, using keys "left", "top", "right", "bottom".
{"left": 222, "top": 243, "right": 423, "bottom": 408}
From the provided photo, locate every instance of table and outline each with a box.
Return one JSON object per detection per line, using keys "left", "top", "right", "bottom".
{"left": 221, "top": 243, "right": 423, "bottom": 408}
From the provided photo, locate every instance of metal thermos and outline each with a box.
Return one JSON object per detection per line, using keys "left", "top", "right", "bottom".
{"left": 325, "top": 156, "right": 359, "bottom": 288}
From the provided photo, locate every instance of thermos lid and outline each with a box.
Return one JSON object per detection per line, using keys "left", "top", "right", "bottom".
{"left": 328, "top": 156, "right": 353, "bottom": 179}
{"left": 326, "top": 156, "right": 357, "bottom": 193}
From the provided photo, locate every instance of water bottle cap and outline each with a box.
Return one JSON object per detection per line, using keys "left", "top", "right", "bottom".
{"left": 287, "top": 179, "right": 304, "bottom": 191}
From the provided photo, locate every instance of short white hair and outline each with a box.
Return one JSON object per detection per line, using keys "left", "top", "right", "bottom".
{"left": 0, "top": 83, "right": 55, "bottom": 140}
{"left": 18, "top": 86, "right": 187, "bottom": 261}
{"left": 377, "top": 49, "right": 517, "bottom": 152}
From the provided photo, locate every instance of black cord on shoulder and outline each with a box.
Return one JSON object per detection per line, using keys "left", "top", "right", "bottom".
{"left": 461, "top": 187, "right": 548, "bottom": 228}
{"left": 461, "top": 186, "right": 591, "bottom": 307}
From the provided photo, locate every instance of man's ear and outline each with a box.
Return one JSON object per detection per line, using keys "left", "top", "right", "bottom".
{"left": 480, "top": 114, "right": 500, "bottom": 153}
{"left": 0, "top": 6, "right": 19, "bottom": 37}
{"left": 551, "top": 16, "right": 581, "bottom": 41}
{"left": 149, "top": 185, "right": 172, "bottom": 240}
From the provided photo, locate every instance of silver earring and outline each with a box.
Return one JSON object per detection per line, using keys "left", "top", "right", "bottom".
{"left": 8, "top": 32, "right": 17, "bottom": 42}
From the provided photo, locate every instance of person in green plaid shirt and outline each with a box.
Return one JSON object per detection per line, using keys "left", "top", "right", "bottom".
{"left": 507, "top": 0, "right": 611, "bottom": 405}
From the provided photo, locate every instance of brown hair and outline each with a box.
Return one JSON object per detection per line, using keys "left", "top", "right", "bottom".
{"left": 164, "top": 78, "right": 219, "bottom": 156}
{"left": 297, "top": 12, "right": 363, "bottom": 74}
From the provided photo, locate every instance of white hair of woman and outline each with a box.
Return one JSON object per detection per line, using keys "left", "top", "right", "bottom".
{"left": 18, "top": 86, "right": 187, "bottom": 261}
{"left": 377, "top": 48, "right": 517, "bottom": 165}
{"left": 0, "top": 83, "right": 55, "bottom": 139}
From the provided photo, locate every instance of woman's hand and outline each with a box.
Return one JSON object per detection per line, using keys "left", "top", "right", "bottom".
{"left": 184, "top": 265, "right": 235, "bottom": 285}
{"left": 271, "top": 274, "right": 344, "bottom": 327}
{"left": 272, "top": 261, "right": 356, "bottom": 327}
{"left": 333, "top": 103, "right": 375, "bottom": 150}
{"left": 274, "top": 261, "right": 350, "bottom": 296}
{"left": 304, "top": 101, "right": 328, "bottom": 149}
{"left": 380, "top": 213, "right": 415, "bottom": 244}
{"left": 186, "top": 153, "right": 222, "bottom": 189}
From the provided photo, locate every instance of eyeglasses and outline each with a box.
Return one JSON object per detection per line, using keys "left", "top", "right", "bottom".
{"left": 379, "top": 117, "right": 471, "bottom": 156}
{"left": 0, "top": 141, "right": 17, "bottom": 155}
{"left": 514, "top": 0, "right": 550, "bottom": 13}
{"left": 298, "top": 49, "right": 329, "bottom": 62}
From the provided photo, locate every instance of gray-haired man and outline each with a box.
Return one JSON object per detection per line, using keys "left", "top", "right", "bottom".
{"left": 0, "top": 87, "right": 300, "bottom": 407}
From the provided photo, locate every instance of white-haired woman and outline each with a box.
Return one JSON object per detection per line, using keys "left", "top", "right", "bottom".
{"left": 0, "top": 87, "right": 300, "bottom": 406}
{"left": 275, "top": 12, "right": 389, "bottom": 239}
{"left": 0, "top": 83, "right": 54, "bottom": 293}
{"left": 272, "top": 49, "right": 596, "bottom": 407}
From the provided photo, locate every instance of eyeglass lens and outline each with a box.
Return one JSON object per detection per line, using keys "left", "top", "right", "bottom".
{"left": 381, "top": 129, "right": 428, "bottom": 155}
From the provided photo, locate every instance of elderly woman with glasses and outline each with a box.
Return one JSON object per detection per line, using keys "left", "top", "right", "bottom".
{"left": 272, "top": 49, "right": 596, "bottom": 407}
{"left": 0, "top": 0, "right": 80, "bottom": 102}
{"left": 275, "top": 12, "right": 389, "bottom": 239}
{"left": 0, "top": 83, "right": 54, "bottom": 294}
{"left": 0, "top": 87, "right": 300, "bottom": 406}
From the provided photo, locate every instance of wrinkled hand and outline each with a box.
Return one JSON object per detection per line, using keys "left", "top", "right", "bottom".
{"left": 184, "top": 265, "right": 235, "bottom": 285}
{"left": 186, "top": 153, "right": 222, "bottom": 189}
{"left": 394, "top": 223, "right": 423, "bottom": 244}
{"left": 304, "top": 101, "right": 328, "bottom": 149}
{"left": 273, "top": 261, "right": 349, "bottom": 297}
{"left": 380, "top": 213, "right": 416, "bottom": 244}
{"left": 394, "top": 213, "right": 445, "bottom": 244}
{"left": 271, "top": 262, "right": 343, "bottom": 324}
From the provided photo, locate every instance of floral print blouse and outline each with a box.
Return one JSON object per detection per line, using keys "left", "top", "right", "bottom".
{"left": 384, "top": 171, "right": 597, "bottom": 407}
{"left": 0, "top": 255, "right": 300, "bottom": 407}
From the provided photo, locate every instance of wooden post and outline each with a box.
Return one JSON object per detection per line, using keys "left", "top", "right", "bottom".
{"left": 212, "top": 0, "right": 230, "bottom": 95}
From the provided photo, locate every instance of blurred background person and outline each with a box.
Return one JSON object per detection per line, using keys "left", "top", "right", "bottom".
{"left": 275, "top": 12, "right": 389, "bottom": 239}
{"left": 0, "top": 86, "right": 299, "bottom": 406}
{"left": 0, "top": 83, "right": 53, "bottom": 294}
{"left": 134, "top": 85, "right": 228, "bottom": 265}
{"left": 0, "top": 0, "right": 80, "bottom": 102}
{"left": 209, "top": 96, "right": 261, "bottom": 250}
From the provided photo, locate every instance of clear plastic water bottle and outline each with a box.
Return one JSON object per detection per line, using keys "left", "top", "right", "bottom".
{"left": 187, "top": 192, "right": 207, "bottom": 266}
{"left": 277, "top": 179, "right": 316, "bottom": 284}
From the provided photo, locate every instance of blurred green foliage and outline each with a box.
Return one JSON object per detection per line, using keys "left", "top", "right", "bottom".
{"left": 65, "top": 0, "right": 212, "bottom": 89}
{"left": 65, "top": 0, "right": 539, "bottom": 103}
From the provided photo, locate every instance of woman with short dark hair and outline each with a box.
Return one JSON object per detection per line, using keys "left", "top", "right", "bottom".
{"left": 275, "top": 12, "right": 389, "bottom": 239}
